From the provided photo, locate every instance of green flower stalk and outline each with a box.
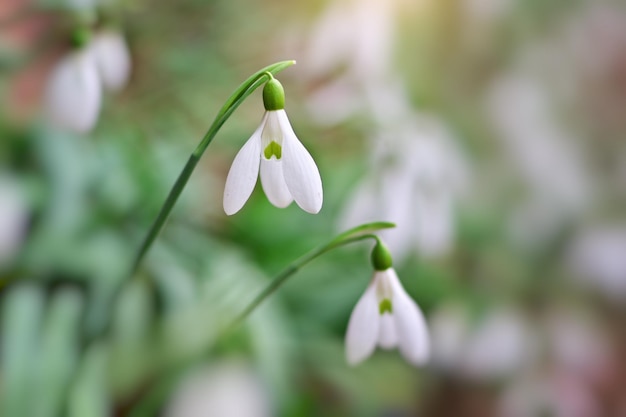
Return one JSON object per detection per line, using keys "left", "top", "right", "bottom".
{"left": 131, "top": 61, "right": 296, "bottom": 275}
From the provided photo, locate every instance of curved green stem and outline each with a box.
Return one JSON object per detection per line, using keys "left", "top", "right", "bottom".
{"left": 131, "top": 60, "right": 296, "bottom": 275}
{"left": 222, "top": 221, "right": 394, "bottom": 335}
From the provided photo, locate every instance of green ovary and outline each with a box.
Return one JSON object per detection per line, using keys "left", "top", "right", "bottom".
{"left": 264, "top": 141, "right": 282, "bottom": 160}
{"left": 379, "top": 299, "right": 393, "bottom": 315}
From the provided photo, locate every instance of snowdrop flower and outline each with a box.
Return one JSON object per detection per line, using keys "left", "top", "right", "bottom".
{"left": 44, "top": 32, "right": 101, "bottom": 133}
{"left": 90, "top": 30, "right": 132, "bottom": 92}
{"left": 223, "top": 76, "right": 323, "bottom": 215}
{"left": 345, "top": 239, "right": 429, "bottom": 366}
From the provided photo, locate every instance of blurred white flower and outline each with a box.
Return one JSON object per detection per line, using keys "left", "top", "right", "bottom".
{"left": 567, "top": 225, "right": 626, "bottom": 301}
{"left": 0, "top": 178, "right": 28, "bottom": 267}
{"left": 489, "top": 72, "right": 592, "bottom": 212}
{"left": 90, "top": 30, "right": 131, "bottom": 92}
{"left": 223, "top": 79, "right": 323, "bottom": 215}
{"left": 300, "top": 0, "right": 418, "bottom": 127}
{"left": 428, "top": 303, "right": 469, "bottom": 372}
{"left": 462, "top": 309, "right": 535, "bottom": 379}
{"left": 164, "top": 362, "right": 272, "bottom": 417}
{"left": 429, "top": 304, "right": 536, "bottom": 380}
{"left": 303, "top": 0, "right": 396, "bottom": 82}
{"left": 345, "top": 267, "right": 429, "bottom": 366}
{"left": 488, "top": 71, "right": 593, "bottom": 248}
{"left": 339, "top": 117, "right": 469, "bottom": 260}
{"left": 44, "top": 48, "right": 102, "bottom": 133}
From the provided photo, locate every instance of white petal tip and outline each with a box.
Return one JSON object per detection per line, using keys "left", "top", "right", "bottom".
{"left": 223, "top": 206, "right": 239, "bottom": 216}
{"left": 302, "top": 203, "right": 322, "bottom": 214}
{"left": 223, "top": 191, "right": 247, "bottom": 215}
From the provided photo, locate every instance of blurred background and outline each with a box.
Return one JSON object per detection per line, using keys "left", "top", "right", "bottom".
{"left": 1, "top": 0, "right": 626, "bottom": 416}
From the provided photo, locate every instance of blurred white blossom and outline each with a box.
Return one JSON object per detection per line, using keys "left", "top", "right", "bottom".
{"left": 0, "top": 177, "right": 28, "bottom": 267}
{"left": 90, "top": 30, "right": 132, "bottom": 92}
{"left": 429, "top": 304, "right": 536, "bottom": 380}
{"left": 488, "top": 71, "right": 593, "bottom": 248}
{"left": 339, "top": 116, "right": 469, "bottom": 260}
{"left": 567, "top": 225, "right": 626, "bottom": 301}
{"left": 165, "top": 362, "right": 272, "bottom": 417}
{"left": 44, "top": 48, "right": 102, "bottom": 133}
{"left": 303, "top": 0, "right": 397, "bottom": 82}
{"left": 299, "top": 0, "right": 470, "bottom": 260}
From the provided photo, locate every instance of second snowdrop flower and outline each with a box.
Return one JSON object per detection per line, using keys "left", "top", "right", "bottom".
{"left": 44, "top": 30, "right": 101, "bottom": 134}
{"left": 223, "top": 75, "right": 323, "bottom": 215}
{"left": 345, "top": 239, "right": 430, "bottom": 366}
{"left": 90, "top": 29, "right": 132, "bottom": 92}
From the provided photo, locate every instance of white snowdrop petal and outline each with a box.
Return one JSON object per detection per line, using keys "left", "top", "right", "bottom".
{"left": 45, "top": 50, "right": 102, "bottom": 133}
{"left": 378, "top": 314, "right": 398, "bottom": 349}
{"left": 259, "top": 159, "right": 293, "bottom": 208}
{"left": 394, "top": 296, "right": 430, "bottom": 366}
{"left": 278, "top": 111, "right": 323, "bottom": 214}
{"left": 223, "top": 130, "right": 262, "bottom": 215}
{"left": 91, "top": 31, "right": 131, "bottom": 91}
{"left": 388, "top": 269, "right": 430, "bottom": 366}
{"left": 345, "top": 282, "right": 380, "bottom": 365}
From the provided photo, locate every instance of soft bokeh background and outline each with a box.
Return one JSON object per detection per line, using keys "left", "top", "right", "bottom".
{"left": 1, "top": 0, "right": 626, "bottom": 416}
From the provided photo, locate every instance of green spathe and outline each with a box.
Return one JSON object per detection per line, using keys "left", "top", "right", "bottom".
{"left": 71, "top": 27, "right": 92, "bottom": 48}
{"left": 371, "top": 240, "right": 393, "bottom": 271}
{"left": 263, "top": 78, "right": 285, "bottom": 111}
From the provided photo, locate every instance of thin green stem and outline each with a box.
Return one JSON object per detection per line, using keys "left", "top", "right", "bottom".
{"left": 222, "top": 221, "right": 394, "bottom": 335}
{"left": 131, "top": 60, "right": 295, "bottom": 275}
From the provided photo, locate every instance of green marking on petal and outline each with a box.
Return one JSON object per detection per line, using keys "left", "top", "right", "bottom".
{"left": 379, "top": 299, "right": 393, "bottom": 315}
{"left": 263, "top": 141, "right": 282, "bottom": 160}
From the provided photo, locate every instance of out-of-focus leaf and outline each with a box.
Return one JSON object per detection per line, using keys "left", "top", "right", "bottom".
{"left": 68, "top": 344, "right": 110, "bottom": 417}
{"left": 0, "top": 285, "right": 43, "bottom": 417}
{"left": 110, "top": 280, "right": 153, "bottom": 396}
{"left": 33, "top": 289, "right": 83, "bottom": 417}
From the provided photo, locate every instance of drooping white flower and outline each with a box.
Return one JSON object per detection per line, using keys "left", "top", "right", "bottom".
{"left": 90, "top": 30, "right": 132, "bottom": 92}
{"left": 345, "top": 240, "right": 429, "bottom": 366}
{"left": 223, "top": 77, "right": 323, "bottom": 215}
{"left": 44, "top": 47, "right": 102, "bottom": 133}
